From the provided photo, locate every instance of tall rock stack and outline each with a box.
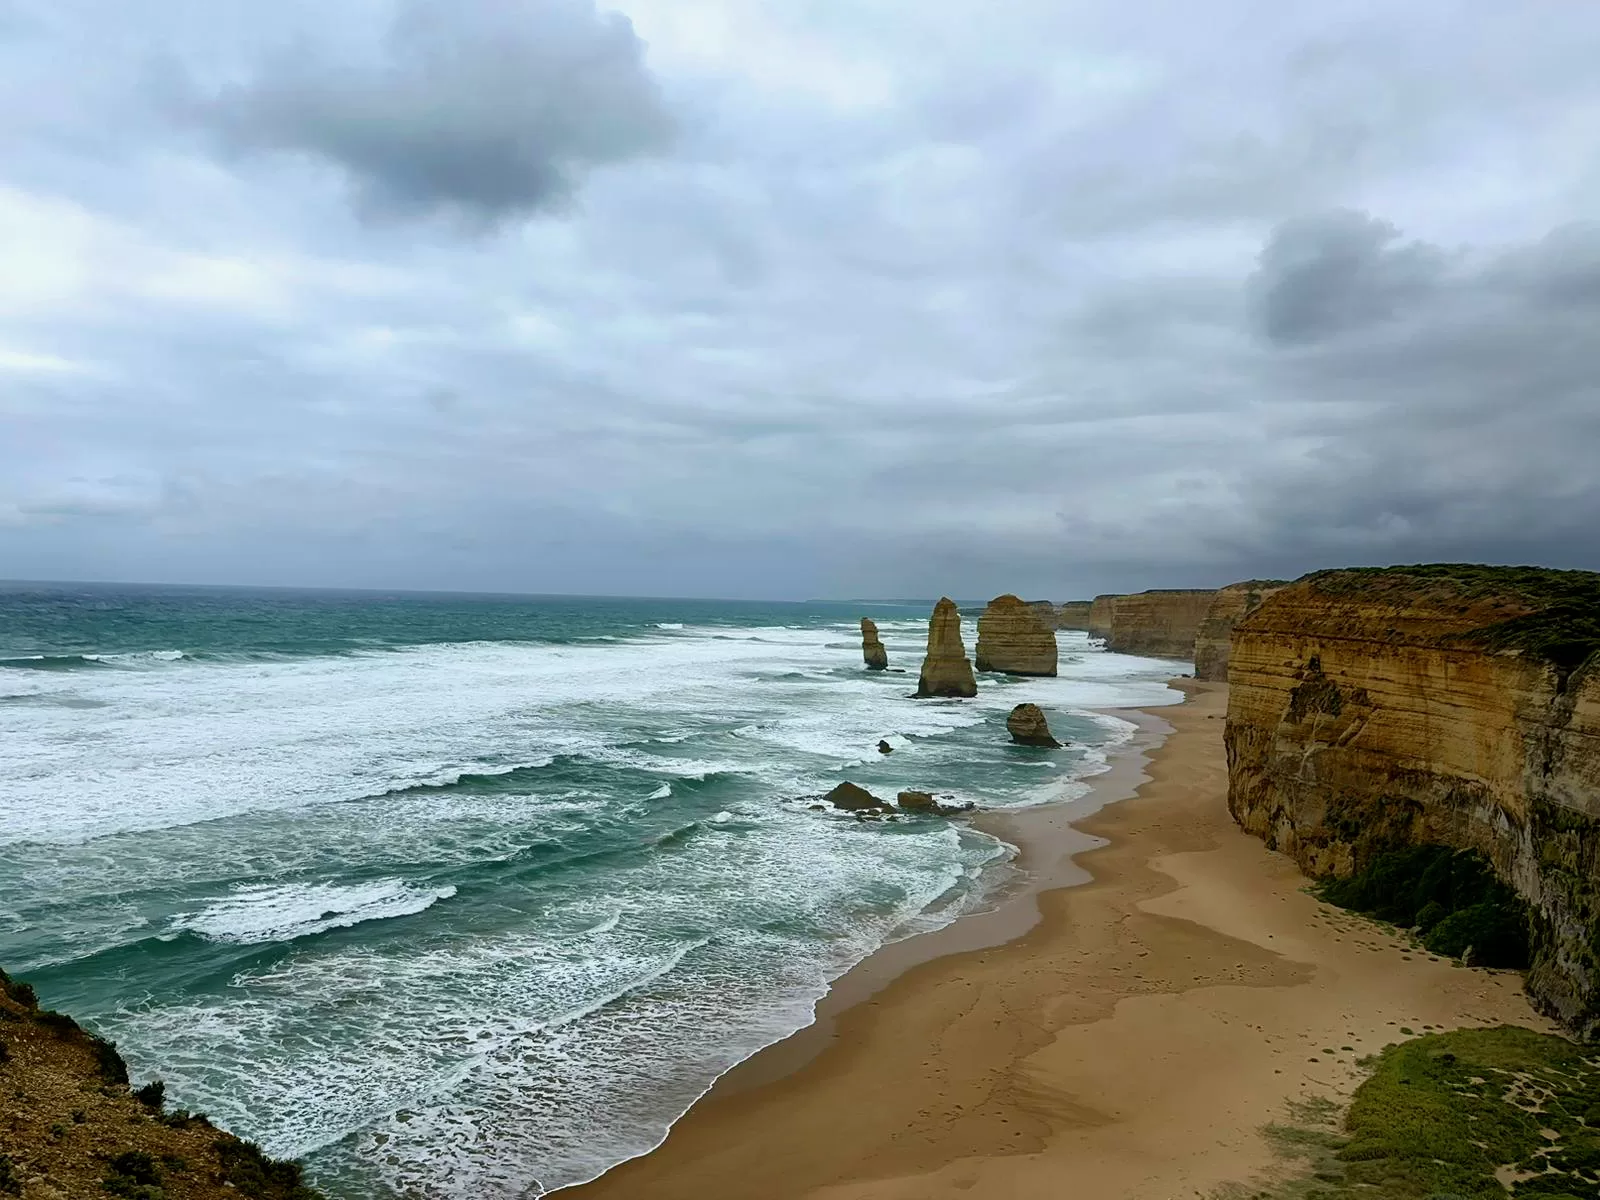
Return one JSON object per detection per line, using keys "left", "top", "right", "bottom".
{"left": 1026, "top": 600, "right": 1060, "bottom": 629}
{"left": 914, "top": 597, "right": 978, "bottom": 698}
{"left": 860, "top": 618, "right": 888, "bottom": 670}
{"left": 1193, "top": 580, "right": 1286, "bottom": 681}
{"left": 975, "top": 594, "right": 1058, "bottom": 676}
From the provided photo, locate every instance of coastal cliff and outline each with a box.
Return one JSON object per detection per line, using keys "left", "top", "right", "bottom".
{"left": 1193, "top": 581, "right": 1285, "bottom": 681}
{"left": 1224, "top": 565, "right": 1600, "bottom": 1034}
{"left": 1104, "top": 589, "right": 1216, "bottom": 659}
{"left": 975, "top": 594, "right": 1057, "bottom": 676}
{"left": 1086, "top": 594, "right": 1119, "bottom": 641}
{"left": 1055, "top": 600, "right": 1093, "bottom": 630}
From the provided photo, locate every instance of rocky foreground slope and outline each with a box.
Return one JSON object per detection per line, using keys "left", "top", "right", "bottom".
{"left": 0, "top": 968, "right": 320, "bottom": 1199}
{"left": 1224, "top": 565, "right": 1600, "bottom": 1034}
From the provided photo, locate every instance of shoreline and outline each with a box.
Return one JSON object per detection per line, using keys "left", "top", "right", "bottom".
{"left": 560, "top": 680, "right": 1554, "bottom": 1199}
{"left": 694, "top": 700, "right": 1179, "bottom": 1100}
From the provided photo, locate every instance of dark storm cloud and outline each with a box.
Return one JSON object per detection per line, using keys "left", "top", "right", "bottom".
{"left": 1249, "top": 210, "right": 1447, "bottom": 344}
{"left": 197, "top": 0, "right": 671, "bottom": 222}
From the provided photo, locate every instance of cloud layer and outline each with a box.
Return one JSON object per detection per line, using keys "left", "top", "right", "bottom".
{"left": 2, "top": 0, "right": 1598, "bottom": 599}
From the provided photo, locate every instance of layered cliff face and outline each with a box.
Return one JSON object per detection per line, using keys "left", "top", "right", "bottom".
{"left": 1055, "top": 600, "right": 1093, "bottom": 630}
{"left": 1194, "top": 581, "right": 1286, "bottom": 681}
{"left": 1104, "top": 589, "right": 1216, "bottom": 659}
{"left": 860, "top": 617, "right": 888, "bottom": 670}
{"left": 915, "top": 597, "right": 977, "bottom": 698}
{"left": 1026, "top": 600, "right": 1060, "bottom": 629}
{"left": 1225, "top": 566, "right": 1600, "bottom": 1034}
{"left": 1086, "top": 594, "right": 1119, "bottom": 641}
{"left": 975, "top": 594, "right": 1057, "bottom": 676}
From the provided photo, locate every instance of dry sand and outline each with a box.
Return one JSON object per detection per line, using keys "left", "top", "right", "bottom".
{"left": 560, "top": 681, "right": 1553, "bottom": 1200}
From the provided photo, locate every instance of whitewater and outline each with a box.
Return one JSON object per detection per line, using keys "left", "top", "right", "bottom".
{"left": 0, "top": 583, "right": 1182, "bottom": 1197}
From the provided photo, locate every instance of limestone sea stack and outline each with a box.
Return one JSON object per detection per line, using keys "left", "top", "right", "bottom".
{"left": 914, "top": 597, "right": 977, "bottom": 698}
{"left": 975, "top": 594, "right": 1058, "bottom": 676}
{"left": 1006, "top": 703, "right": 1061, "bottom": 747}
{"left": 861, "top": 617, "right": 888, "bottom": 670}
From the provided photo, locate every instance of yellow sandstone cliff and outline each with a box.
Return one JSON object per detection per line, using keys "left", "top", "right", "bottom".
{"left": 1054, "top": 600, "right": 1093, "bottom": 631}
{"left": 915, "top": 597, "right": 977, "bottom": 698}
{"left": 1193, "top": 581, "right": 1286, "bottom": 681}
{"left": 1224, "top": 566, "right": 1600, "bottom": 1034}
{"left": 1086, "top": 594, "right": 1119, "bottom": 641}
{"left": 1104, "top": 589, "right": 1216, "bottom": 659}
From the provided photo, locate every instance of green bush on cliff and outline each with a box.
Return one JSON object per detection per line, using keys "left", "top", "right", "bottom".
{"left": 1319, "top": 845, "right": 1530, "bottom": 968}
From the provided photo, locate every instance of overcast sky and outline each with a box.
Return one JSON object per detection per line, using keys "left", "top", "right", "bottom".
{"left": 3, "top": 1, "right": 1598, "bottom": 600}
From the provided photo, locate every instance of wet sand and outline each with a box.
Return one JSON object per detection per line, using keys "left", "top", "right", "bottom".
{"left": 560, "top": 681, "right": 1551, "bottom": 1199}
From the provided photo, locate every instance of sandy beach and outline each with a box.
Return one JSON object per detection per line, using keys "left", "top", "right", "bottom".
{"left": 561, "top": 681, "right": 1554, "bottom": 1199}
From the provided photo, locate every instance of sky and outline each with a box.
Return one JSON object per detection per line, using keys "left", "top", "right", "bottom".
{"left": 2, "top": 0, "right": 1599, "bottom": 601}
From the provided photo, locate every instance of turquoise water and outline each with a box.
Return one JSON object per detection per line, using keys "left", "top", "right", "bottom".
{"left": 0, "top": 582, "right": 1182, "bottom": 1197}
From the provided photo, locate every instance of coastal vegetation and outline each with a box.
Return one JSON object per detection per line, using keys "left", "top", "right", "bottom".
{"left": 1224, "top": 1026, "right": 1600, "bottom": 1199}
{"left": 1319, "top": 845, "right": 1531, "bottom": 969}
{"left": 1303, "top": 563, "right": 1600, "bottom": 671}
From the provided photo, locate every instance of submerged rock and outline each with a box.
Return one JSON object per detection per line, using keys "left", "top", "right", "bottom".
{"left": 914, "top": 598, "right": 977, "bottom": 698}
{"left": 975, "top": 594, "right": 1058, "bottom": 676}
{"left": 824, "top": 781, "right": 885, "bottom": 811}
{"left": 1007, "top": 703, "right": 1061, "bottom": 747}
{"left": 861, "top": 618, "right": 888, "bottom": 670}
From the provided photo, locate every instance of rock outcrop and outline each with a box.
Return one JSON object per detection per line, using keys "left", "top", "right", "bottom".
{"left": 1104, "top": 589, "right": 1217, "bottom": 659}
{"left": 1225, "top": 565, "right": 1600, "bottom": 1035}
{"left": 975, "top": 594, "right": 1058, "bottom": 676}
{"left": 0, "top": 968, "right": 321, "bottom": 1199}
{"left": 1087, "top": 594, "right": 1120, "bottom": 641}
{"left": 1006, "top": 703, "right": 1061, "bottom": 747}
{"left": 876, "top": 739, "right": 893, "bottom": 755}
{"left": 861, "top": 618, "right": 888, "bottom": 670}
{"left": 825, "top": 781, "right": 885, "bottom": 811}
{"left": 896, "top": 790, "right": 936, "bottom": 812}
{"left": 915, "top": 598, "right": 978, "bottom": 698}
{"left": 1193, "top": 580, "right": 1286, "bottom": 681}
{"left": 1055, "top": 600, "right": 1093, "bottom": 631}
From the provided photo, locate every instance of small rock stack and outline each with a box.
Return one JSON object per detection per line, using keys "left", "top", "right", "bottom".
{"left": 861, "top": 617, "right": 889, "bottom": 670}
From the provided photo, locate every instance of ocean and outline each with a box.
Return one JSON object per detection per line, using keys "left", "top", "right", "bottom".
{"left": 0, "top": 582, "right": 1182, "bottom": 1198}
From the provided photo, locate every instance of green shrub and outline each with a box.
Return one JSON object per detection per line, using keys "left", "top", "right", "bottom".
{"left": 1319, "top": 845, "right": 1530, "bottom": 968}
{"left": 132, "top": 1079, "right": 166, "bottom": 1110}
{"left": 103, "top": 1150, "right": 165, "bottom": 1199}
{"left": 0, "top": 1155, "right": 18, "bottom": 1196}
{"left": 213, "top": 1137, "right": 323, "bottom": 1200}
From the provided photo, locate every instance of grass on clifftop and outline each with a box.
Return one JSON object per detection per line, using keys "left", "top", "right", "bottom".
{"left": 1217, "top": 1026, "right": 1600, "bottom": 1199}
{"left": 1303, "top": 564, "right": 1600, "bottom": 672}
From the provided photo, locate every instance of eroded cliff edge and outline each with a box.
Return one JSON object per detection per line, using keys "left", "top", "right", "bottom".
{"left": 1224, "top": 565, "right": 1600, "bottom": 1035}
{"left": 1104, "top": 589, "right": 1216, "bottom": 659}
